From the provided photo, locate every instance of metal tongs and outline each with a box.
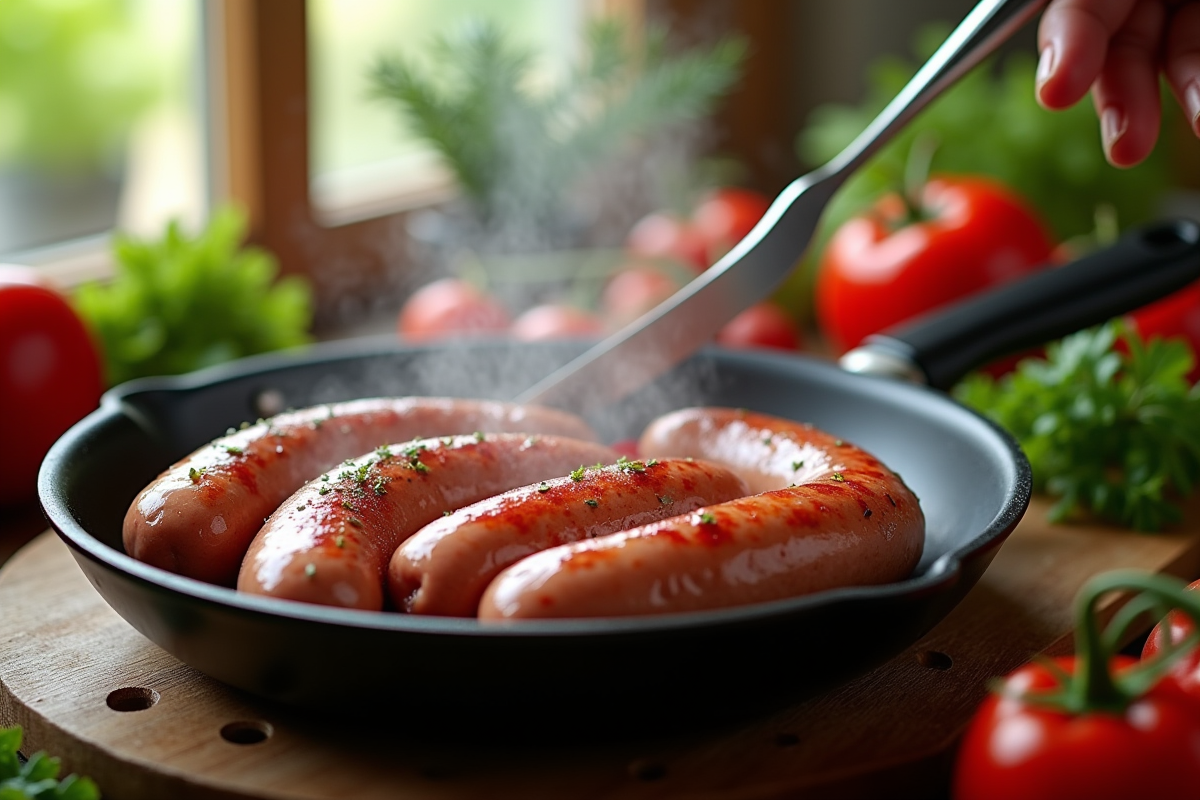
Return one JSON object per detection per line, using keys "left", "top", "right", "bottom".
{"left": 516, "top": 0, "right": 1047, "bottom": 413}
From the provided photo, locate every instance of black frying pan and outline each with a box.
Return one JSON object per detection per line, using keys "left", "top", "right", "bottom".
{"left": 37, "top": 220, "right": 1200, "bottom": 730}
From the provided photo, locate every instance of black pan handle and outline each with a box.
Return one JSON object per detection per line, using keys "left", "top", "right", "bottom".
{"left": 839, "top": 218, "right": 1200, "bottom": 391}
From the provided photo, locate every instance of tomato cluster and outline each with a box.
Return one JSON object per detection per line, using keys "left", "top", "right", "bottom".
{"left": 954, "top": 572, "right": 1200, "bottom": 799}
{"left": 397, "top": 187, "right": 804, "bottom": 353}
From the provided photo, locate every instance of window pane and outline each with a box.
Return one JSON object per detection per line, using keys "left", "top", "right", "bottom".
{"left": 308, "top": 0, "right": 582, "bottom": 223}
{"left": 0, "top": 0, "right": 205, "bottom": 259}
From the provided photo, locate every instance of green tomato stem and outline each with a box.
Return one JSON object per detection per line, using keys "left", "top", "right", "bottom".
{"left": 1067, "top": 570, "right": 1200, "bottom": 714}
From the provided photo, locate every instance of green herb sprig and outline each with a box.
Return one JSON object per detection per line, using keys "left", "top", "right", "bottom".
{"left": 955, "top": 322, "right": 1200, "bottom": 531}
{"left": 0, "top": 726, "right": 99, "bottom": 799}
{"left": 73, "top": 206, "right": 312, "bottom": 387}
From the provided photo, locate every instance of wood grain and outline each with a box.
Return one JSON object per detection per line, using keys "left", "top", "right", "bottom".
{"left": 3, "top": 497, "right": 1200, "bottom": 800}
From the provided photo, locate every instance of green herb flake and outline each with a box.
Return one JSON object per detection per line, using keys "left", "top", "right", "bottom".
{"left": 335, "top": 535, "right": 345, "bottom": 548}
{"left": 341, "top": 500, "right": 357, "bottom": 512}
{"left": 570, "top": 465, "right": 587, "bottom": 481}
{"left": 584, "top": 498, "right": 599, "bottom": 508}
{"left": 537, "top": 482, "right": 550, "bottom": 493}
{"left": 698, "top": 512, "right": 716, "bottom": 525}
{"left": 224, "top": 445, "right": 243, "bottom": 455}
{"left": 792, "top": 460, "right": 805, "bottom": 470}
{"left": 835, "top": 439, "right": 845, "bottom": 447}
{"left": 372, "top": 477, "right": 389, "bottom": 496}
{"left": 297, "top": 503, "right": 306, "bottom": 511}
{"left": 616, "top": 455, "right": 646, "bottom": 473}
{"left": 318, "top": 485, "right": 331, "bottom": 495}
{"left": 659, "top": 495, "right": 674, "bottom": 506}
{"left": 409, "top": 460, "right": 431, "bottom": 474}
{"left": 645, "top": 458, "right": 659, "bottom": 467}
{"left": 831, "top": 472, "right": 845, "bottom": 482}
{"left": 188, "top": 466, "right": 206, "bottom": 483}
{"left": 375, "top": 444, "right": 393, "bottom": 460}
{"left": 348, "top": 517, "right": 364, "bottom": 528}
{"left": 473, "top": 431, "right": 486, "bottom": 442}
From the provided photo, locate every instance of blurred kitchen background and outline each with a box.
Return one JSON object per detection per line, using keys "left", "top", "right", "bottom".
{"left": 3, "top": 0, "right": 1195, "bottom": 334}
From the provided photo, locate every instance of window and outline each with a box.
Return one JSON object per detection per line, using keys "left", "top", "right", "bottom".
{"left": 0, "top": 0, "right": 205, "bottom": 283}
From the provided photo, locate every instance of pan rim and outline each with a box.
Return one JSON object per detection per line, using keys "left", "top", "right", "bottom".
{"left": 38, "top": 338, "right": 1032, "bottom": 637}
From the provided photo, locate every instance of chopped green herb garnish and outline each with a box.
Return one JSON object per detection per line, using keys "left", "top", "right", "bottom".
{"left": 699, "top": 512, "right": 716, "bottom": 524}
{"left": 792, "top": 460, "right": 805, "bottom": 470}
{"left": 570, "top": 465, "right": 587, "bottom": 481}
{"left": 335, "top": 535, "right": 346, "bottom": 548}
{"left": 835, "top": 439, "right": 845, "bottom": 447}
{"left": 224, "top": 445, "right": 243, "bottom": 455}
{"left": 318, "top": 485, "right": 331, "bottom": 495}
{"left": 831, "top": 472, "right": 845, "bottom": 482}
{"left": 373, "top": 476, "right": 389, "bottom": 496}
{"left": 409, "top": 460, "right": 430, "bottom": 474}
{"left": 645, "top": 458, "right": 659, "bottom": 467}
{"left": 188, "top": 466, "right": 206, "bottom": 483}
{"left": 341, "top": 500, "right": 357, "bottom": 512}
{"left": 659, "top": 495, "right": 674, "bottom": 505}
{"left": 473, "top": 431, "right": 486, "bottom": 442}
{"left": 297, "top": 503, "right": 306, "bottom": 511}
{"left": 584, "top": 498, "right": 599, "bottom": 507}
{"left": 616, "top": 455, "right": 646, "bottom": 473}
{"left": 402, "top": 443, "right": 428, "bottom": 458}
{"left": 537, "top": 482, "right": 550, "bottom": 493}
{"left": 354, "top": 463, "right": 371, "bottom": 483}
{"left": 348, "top": 517, "right": 364, "bottom": 528}
{"left": 523, "top": 436, "right": 540, "bottom": 448}
{"left": 762, "top": 435, "right": 773, "bottom": 445}
{"left": 375, "top": 444, "right": 393, "bottom": 460}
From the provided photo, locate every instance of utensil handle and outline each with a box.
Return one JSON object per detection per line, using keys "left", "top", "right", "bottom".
{"left": 826, "top": 0, "right": 1047, "bottom": 182}
{"left": 842, "top": 219, "right": 1200, "bottom": 390}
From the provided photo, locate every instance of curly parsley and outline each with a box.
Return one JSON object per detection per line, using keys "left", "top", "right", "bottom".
{"left": 0, "top": 727, "right": 99, "bottom": 800}
{"left": 956, "top": 322, "right": 1200, "bottom": 531}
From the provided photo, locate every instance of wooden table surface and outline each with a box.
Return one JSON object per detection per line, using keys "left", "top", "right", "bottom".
{"left": 3, "top": 495, "right": 1200, "bottom": 800}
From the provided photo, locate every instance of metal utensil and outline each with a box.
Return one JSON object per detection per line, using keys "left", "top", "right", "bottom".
{"left": 516, "top": 0, "right": 1046, "bottom": 413}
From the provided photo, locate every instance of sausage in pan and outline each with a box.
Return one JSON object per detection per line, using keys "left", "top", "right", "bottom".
{"left": 123, "top": 397, "right": 598, "bottom": 585}
{"left": 391, "top": 457, "right": 751, "bottom": 616}
{"left": 477, "top": 408, "right": 924, "bottom": 619}
{"left": 238, "top": 433, "right": 618, "bottom": 610}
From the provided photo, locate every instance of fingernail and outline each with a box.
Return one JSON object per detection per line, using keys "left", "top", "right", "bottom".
{"left": 1036, "top": 41, "right": 1057, "bottom": 88}
{"left": 1186, "top": 80, "right": 1200, "bottom": 136}
{"left": 1101, "top": 106, "right": 1127, "bottom": 153}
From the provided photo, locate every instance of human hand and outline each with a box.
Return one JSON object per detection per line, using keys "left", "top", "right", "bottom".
{"left": 1036, "top": 0, "right": 1200, "bottom": 167}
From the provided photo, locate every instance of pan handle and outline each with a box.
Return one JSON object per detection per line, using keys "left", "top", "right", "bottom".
{"left": 840, "top": 218, "right": 1200, "bottom": 391}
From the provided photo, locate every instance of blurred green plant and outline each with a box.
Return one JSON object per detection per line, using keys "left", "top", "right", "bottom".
{"left": 0, "top": 0, "right": 156, "bottom": 173}
{"left": 779, "top": 26, "right": 1174, "bottom": 318}
{"left": 369, "top": 16, "right": 746, "bottom": 247}
{"left": 74, "top": 208, "right": 313, "bottom": 387}
{"left": 0, "top": 725, "right": 98, "bottom": 799}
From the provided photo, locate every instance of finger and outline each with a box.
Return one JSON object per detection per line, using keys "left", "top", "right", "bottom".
{"left": 1037, "top": 0, "right": 1138, "bottom": 109}
{"left": 1090, "top": 0, "right": 1166, "bottom": 166}
{"left": 1163, "top": 2, "right": 1200, "bottom": 136}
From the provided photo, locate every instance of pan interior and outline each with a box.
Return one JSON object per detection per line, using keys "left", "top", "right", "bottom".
{"left": 48, "top": 338, "right": 1023, "bottom": 598}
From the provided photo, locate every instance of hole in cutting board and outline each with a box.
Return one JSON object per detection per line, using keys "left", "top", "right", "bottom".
{"left": 916, "top": 650, "right": 953, "bottom": 671}
{"left": 220, "top": 721, "right": 273, "bottom": 745}
{"left": 106, "top": 687, "right": 160, "bottom": 712}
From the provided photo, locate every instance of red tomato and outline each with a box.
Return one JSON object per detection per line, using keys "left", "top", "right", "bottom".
{"left": 626, "top": 212, "right": 710, "bottom": 274}
{"left": 0, "top": 266, "right": 104, "bottom": 505}
{"left": 954, "top": 655, "right": 1200, "bottom": 800}
{"left": 715, "top": 303, "right": 803, "bottom": 351}
{"left": 815, "top": 176, "right": 1055, "bottom": 354}
{"left": 1128, "top": 282, "right": 1200, "bottom": 381}
{"left": 397, "top": 278, "right": 510, "bottom": 342}
{"left": 510, "top": 304, "right": 605, "bottom": 341}
{"left": 692, "top": 187, "right": 771, "bottom": 262}
{"left": 600, "top": 266, "right": 681, "bottom": 328}
{"left": 1142, "top": 578, "right": 1200, "bottom": 704}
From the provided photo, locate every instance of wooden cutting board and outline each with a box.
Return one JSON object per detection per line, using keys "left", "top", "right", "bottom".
{"left": 3, "top": 497, "right": 1200, "bottom": 800}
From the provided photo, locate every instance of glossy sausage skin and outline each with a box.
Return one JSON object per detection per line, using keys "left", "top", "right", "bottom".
{"left": 391, "top": 458, "right": 750, "bottom": 617}
{"left": 123, "top": 397, "right": 598, "bottom": 586}
{"left": 238, "top": 433, "right": 618, "bottom": 610}
{"left": 478, "top": 408, "right": 924, "bottom": 619}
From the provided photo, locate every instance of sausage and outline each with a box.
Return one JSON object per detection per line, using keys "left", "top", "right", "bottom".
{"left": 238, "top": 433, "right": 618, "bottom": 610}
{"left": 390, "top": 457, "right": 751, "bottom": 617}
{"left": 477, "top": 408, "right": 924, "bottom": 619}
{"left": 123, "top": 397, "right": 598, "bottom": 586}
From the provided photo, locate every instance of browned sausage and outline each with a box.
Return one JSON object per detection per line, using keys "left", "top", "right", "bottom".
{"left": 390, "top": 457, "right": 750, "bottom": 616}
{"left": 477, "top": 408, "right": 924, "bottom": 619}
{"left": 123, "top": 397, "right": 598, "bottom": 586}
{"left": 238, "top": 433, "right": 618, "bottom": 610}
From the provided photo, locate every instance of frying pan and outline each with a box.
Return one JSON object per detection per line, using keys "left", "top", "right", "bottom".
{"left": 37, "top": 220, "right": 1200, "bottom": 730}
